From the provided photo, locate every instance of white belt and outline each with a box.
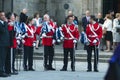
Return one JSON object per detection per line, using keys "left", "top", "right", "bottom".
{"left": 28, "top": 36, "right": 34, "bottom": 38}
{"left": 88, "top": 35, "right": 97, "bottom": 38}
{"left": 44, "top": 36, "right": 53, "bottom": 38}
{"left": 64, "top": 38, "right": 74, "bottom": 40}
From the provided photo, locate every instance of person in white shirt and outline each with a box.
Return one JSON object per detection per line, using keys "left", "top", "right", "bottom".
{"left": 113, "top": 13, "right": 120, "bottom": 49}
{"left": 33, "top": 13, "right": 42, "bottom": 49}
{"left": 103, "top": 14, "right": 113, "bottom": 52}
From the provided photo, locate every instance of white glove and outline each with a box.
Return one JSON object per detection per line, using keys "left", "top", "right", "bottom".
{"left": 57, "top": 39, "right": 61, "bottom": 43}
{"left": 33, "top": 42, "right": 36, "bottom": 47}
{"left": 93, "top": 39, "right": 97, "bottom": 44}
{"left": 21, "top": 34, "right": 26, "bottom": 38}
{"left": 9, "top": 22, "right": 14, "bottom": 26}
{"left": 73, "top": 40, "right": 77, "bottom": 43}
{"left": 22, "top": 40, "right": 25, "bottom": 44}
{"left": 59, "top": 27, "right": 62, "bottom": 31}
{"left": 60, "top": 37, "right": 64, "bottom": 40}
{"left": 17, "top": 40, "right": 20, "bottom": 45}
{"left": 16, "top": 36, "right": 21, "bottom": 40}
{"left": 52, "top": 39, "right": 56, "bottom": 44}
{"left": 21, "top": 33, "right": 28, "bottom": 38}
{"left": 25, "top": 33, "right": 28, "bottom": 36}
{"left": 42, "top": 33, "right": 47, "bottom": 38}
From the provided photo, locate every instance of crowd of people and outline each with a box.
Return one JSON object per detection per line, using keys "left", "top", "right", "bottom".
{"left": 0, "top": 8, "right": 120, "bottom": 78}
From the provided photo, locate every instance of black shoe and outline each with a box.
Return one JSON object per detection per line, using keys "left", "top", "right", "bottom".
{"left": 44, "top": 65, "right": 49, "bottom": 71}
{"left": 13, "top": 69, "right": 18, "bottom": 72}
{"left": 7, "top": 73, "right": 11, "bottom": 77}
{"left": 100, "top": 49, "right": 104, "bottom": 51}
{"left": 24, "top": 68, "right": 28, "bottom": 71}
{"left": 110, "top": 48, "right": 113, "bottom": 50}
{"left": 44, "top": 68, "right": 49, "bottom": 71}
{"left": 94, "top": 70, "right": 99, "bottom": 72}
{"left": 87, "top": 70, "right": 92, "bottom": 72}
{"left": 60, "top": 68, "right": 67, "bottom": 71}
{"left": 48, "top": 67, "right": 56, "bottom": 71}
{"left": 0, "top": 73, "right": 9, "bottom": 77}
{"left": 11, "top": 71, "right": 18, "bottom": 75}
{"left": 28, "top": 68, "right": 35, "bottom": 71}
{"left": 35, "top": 47, "right": 39, "bottom": 50}
{"left": 72, "top": 69, "right": 75, "bottom": 72}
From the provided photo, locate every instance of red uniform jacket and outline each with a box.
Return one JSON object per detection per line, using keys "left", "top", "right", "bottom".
{"left": 24, "top": 25, "right": 36, "bottom": 47}
{"left": 8, "top": 21, "right": 17, "bottom": 48}
{"left": 86, "top": 22, "right": 102, "bottom": 46}
{"left": 35, "top": 26, "right": 42, "bottom": 35}
{"left": 42, "top": 21, "right": 56, "bottom": 46}
{"left": 62, "top": 24, "right": 79, "bottom": 48}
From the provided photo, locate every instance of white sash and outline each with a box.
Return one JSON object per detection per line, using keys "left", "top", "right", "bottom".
{"left": 89, "top": 24, "right": 99, "bottom": 38}
{"left": 64, "top": 24, "right": 75, "bottom": 39}
{"left": 25, "top": 24, "right": 34, "bottom": 38}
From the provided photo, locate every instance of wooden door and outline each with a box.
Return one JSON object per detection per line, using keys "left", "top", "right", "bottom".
{"left": 117, "top": 0, "right": 120, "bottom": 12}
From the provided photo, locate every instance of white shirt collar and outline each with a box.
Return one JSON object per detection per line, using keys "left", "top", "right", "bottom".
{"left": 92, "top": 21, "right": 96, "bottom": 24}
{"left": 0, "top": 20, "right": 4, "bottom": 24}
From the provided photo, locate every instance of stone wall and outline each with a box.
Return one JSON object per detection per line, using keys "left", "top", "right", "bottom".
{"left": 0, "top": 0, "right": 102, "bottom": 24}
{"left": 46, "top": 0, "right": 102, "bottom": 25}
{"left": 0, "top": 0, "right": 2, "bottom": 10}
{"left": 13, "top": 0, "right": 41, "bottom": 16}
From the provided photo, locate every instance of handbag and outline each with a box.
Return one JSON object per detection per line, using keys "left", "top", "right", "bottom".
{"left": 116, "top": 28, "right": 120, "bottom": 33}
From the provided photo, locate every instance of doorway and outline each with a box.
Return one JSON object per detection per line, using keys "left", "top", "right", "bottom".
{"left": 103, "top": 0, "right": 120, "bottom": 17}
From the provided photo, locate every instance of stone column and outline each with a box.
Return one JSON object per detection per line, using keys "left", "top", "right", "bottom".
{"left": 98, "top": 0, "right": 103, "bottom": 13}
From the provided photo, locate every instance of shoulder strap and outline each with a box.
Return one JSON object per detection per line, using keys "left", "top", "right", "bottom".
{"left": 89, "top": 24, "right": 98, "bottom": 37}
{"left": 64, "top": 24, "right": 74, "bottom": 39}
{"left": 25, "top": 24, "right": 34, "bottom": 38}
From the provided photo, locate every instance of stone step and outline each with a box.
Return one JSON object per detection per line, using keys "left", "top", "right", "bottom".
{"left": 16, "top": 52, "right": 112, "bottom": 63}
{"left": 34, "top": 52, "right": 112, "bottom": 58}
{"left": 32, "top": 56, "right": 110, "bottom": 63}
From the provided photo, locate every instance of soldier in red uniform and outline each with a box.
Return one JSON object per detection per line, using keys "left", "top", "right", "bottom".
{"left": 23, "top": 17, "right": 37, "bottom": 71}
{"left": 41, "top": 14, "right": 56, "bottom": 70}
{"left": 60, "top": 15, "right": 79, "bottom": 71}
{"left": 86, "top": 15, "right": 102, "bottom": 72}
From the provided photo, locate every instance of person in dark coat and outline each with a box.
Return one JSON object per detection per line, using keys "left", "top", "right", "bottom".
{"left": 20, "top": 8, "right": 28, "bottom": 23}
{"left": 105, "top": 43, "right": 120, "bottom": 80}
{"left": 82, "top": 10, "right": 90, "bottom": 50}
{"left": 64, "top": 10, "right": 79, "bottom": 25}
{"left": 0, "top": 11, "right": 10, "bottom": 77}
{"left": 82, "top": 10, "right": 90, "bottom": 32}
{"left": 5, "top": 12, "right": 18, "bottom": 75}
{"left": 96, "top": 13, "right": 104, "bottom": 25}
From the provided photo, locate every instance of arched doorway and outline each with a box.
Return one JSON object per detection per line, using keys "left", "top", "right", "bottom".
{"left": 103, "top": 0, "right": 120, "bottom": 17}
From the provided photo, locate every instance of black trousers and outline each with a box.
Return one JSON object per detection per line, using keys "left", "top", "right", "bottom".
{"left": 44, "top": 46, "right": 54, "bottom": 68}
{"left": 63, "top": 48, "right": 75, "bottom": 70}
{"left": 5, "top": 48, "right": 17, "bottom": 74}
{"left": 23, "top": 46, "right": 33, "bottom": 69}
{"left": 5, "top": 48, "right": 11, "bottom": 74}
{"left": 0, "top": 47, "right": 7, "bottom": 74}
{"left": 12, "top": 48, "right": 17, "bottom": 71}
{"left": 86, "top": 45, "right": 99, "bottom": 70}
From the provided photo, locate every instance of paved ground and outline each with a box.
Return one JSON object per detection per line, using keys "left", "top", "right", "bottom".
{"left": 0, "top": 43, "right": 112, "bottom": 80}
{"left": 0, "top": 60, "right": 109, "bottom": 80}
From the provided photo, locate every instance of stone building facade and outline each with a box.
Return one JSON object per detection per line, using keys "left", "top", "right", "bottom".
{"left": 0, "top": 0, "right": 120, "bottom": 24}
